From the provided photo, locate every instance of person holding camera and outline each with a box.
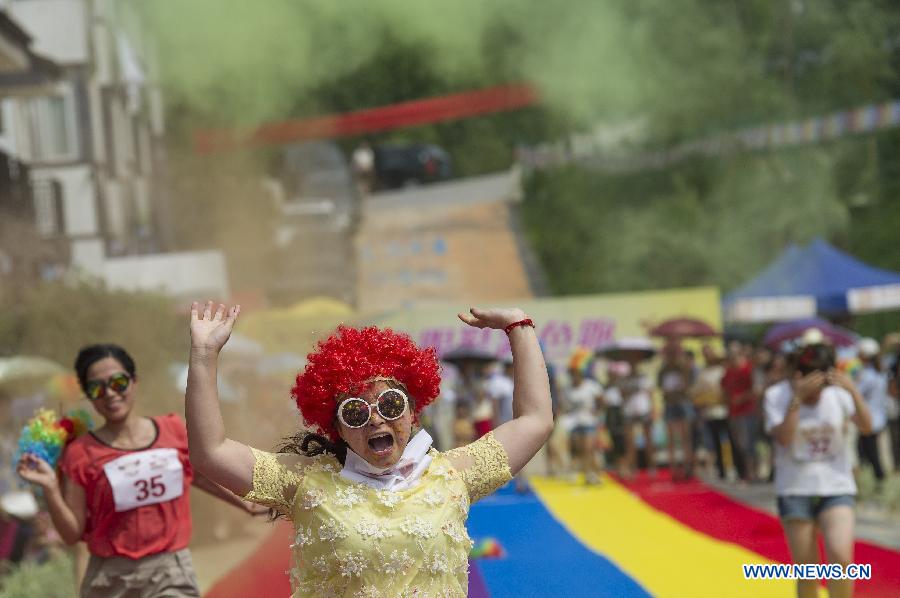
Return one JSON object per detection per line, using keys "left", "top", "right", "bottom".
{"left": 764, "top": 333, "right": 872, "bottom": 598}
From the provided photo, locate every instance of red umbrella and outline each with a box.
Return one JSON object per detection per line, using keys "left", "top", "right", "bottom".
{"left": 649, "top": 317, "right": 719, "bottom": 338}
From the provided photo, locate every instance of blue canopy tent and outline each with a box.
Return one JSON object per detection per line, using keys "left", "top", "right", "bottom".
{"left": 723, "top": 239, "right": 900, "bottom": 323}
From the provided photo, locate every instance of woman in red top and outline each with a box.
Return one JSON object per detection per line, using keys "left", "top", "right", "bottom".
{"left": 721, "top": 342, "right": 759, "bottom": 482}
{"left": 16, "top": 344, "right": 261, "bottom": 597}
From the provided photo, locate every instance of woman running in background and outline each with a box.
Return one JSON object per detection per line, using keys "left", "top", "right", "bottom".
{"left": 17, "top": 343, "right": 262, "bottom": 598}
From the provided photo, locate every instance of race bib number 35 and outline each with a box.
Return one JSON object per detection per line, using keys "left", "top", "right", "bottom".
{"left": 103, "top": 448, "right": 184, "bottom": 512}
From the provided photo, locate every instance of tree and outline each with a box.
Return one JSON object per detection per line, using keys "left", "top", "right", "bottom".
{"left": 0, "top": 281, "right": 184, "bottom": 412}
{"left": 135, "top": 0, "right": 900, "bottom": 328}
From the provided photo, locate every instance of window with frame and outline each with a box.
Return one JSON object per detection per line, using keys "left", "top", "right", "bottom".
{"left": 32, "top": 179, "right": 65, "bottom": 237}
{"left": 29, "top": 92, "right": 79, "bottom": 162}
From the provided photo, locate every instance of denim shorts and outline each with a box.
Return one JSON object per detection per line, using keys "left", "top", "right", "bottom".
{"left": 776, "top": 495, "right": 855, "bottom": 521}
{"left": 570, "top": 424, "right": 598, "bottom": 437}
{"left": 664, "top": 402, "right": 695, "bottom": 422}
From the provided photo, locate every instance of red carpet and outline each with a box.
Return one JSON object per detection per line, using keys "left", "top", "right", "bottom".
{"left": 204, "top": 521, "right": 491, "bottom": 597}
{"left": 205, "top": 522, "right": 293, "bottom": 598}
{"left": 617, "top": 471, "right": 900, "bottom": 597}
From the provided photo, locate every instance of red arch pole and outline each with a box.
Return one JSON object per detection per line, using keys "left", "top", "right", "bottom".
{"left": 193, "top": 83, "right": 539, "bottom": 154}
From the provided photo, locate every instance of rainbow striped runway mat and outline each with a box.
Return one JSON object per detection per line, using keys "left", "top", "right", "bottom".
{"left": 469, "top": 473, "right": 900, "bottom": 598}
{"left": 206, "top": 472, "right": 900, "bottom": 597}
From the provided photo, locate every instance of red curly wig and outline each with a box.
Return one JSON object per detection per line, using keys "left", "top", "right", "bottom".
{"left": 292, "top": 325, "right": 442, "bottom": 441}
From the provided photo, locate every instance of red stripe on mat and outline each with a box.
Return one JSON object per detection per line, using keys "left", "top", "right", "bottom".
{"left": 205, "top": 522, "right": 293, "bottom": 598}
{"left": 204, "top": 522, "right": 492, "bottom": 597}
{"left": 616, "top": 471, "right": 900, "bottom": 597}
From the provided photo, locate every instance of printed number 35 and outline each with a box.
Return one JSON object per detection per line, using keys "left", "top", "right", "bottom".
{"left": 134, "top": 475, "right": 166, "bottom": 501}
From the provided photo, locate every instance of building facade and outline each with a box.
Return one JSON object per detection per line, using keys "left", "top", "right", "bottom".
{"left": 0, "top": 6, "right": 65, "bottom": 296}
{"left": 3, "top": 0, "right": 164, "bottom": 275}
{"left": 0, "top": 0, "right": 229, "bottom": 301}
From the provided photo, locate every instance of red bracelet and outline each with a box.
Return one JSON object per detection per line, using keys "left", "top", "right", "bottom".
{"left": 504, "top": 318, "right": 535, "bottom": 335}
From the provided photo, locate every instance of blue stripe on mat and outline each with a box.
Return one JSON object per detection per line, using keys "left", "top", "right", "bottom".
{"left": 467, "top": 483, "right": 651, "bottom": 598}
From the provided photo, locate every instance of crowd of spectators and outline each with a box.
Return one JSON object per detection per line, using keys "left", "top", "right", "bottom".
{"left": 424, "top": 331, "right": 900, "bottom": 493}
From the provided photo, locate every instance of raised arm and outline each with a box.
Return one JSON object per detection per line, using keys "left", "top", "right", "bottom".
{"left": 192, "top": 471, "right": 269, "bottom": 515}
{"left": 186, "top": 301, "right": 256, "bottom": 496}
{"left": 457, "top": 307, "right": 553, "bottom": 474}
{"left": 827, "top": 369, "right": 873, "bottom": 435}
{"left": 16, "top": 455, "right": 85, "bottom": 545}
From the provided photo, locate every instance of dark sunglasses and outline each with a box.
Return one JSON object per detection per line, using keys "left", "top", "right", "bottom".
{"left": 85, "top": 372, "right": 131, "bottom": 401}
{"left": 337, "top": 388, "right": 409, "bottom": 429}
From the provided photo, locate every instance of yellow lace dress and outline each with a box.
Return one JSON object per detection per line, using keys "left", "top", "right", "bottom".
{"left": 243, "top": 432, "right": 512, "bottom": 598}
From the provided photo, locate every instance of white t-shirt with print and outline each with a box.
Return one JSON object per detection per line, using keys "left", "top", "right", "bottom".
{"left": 764, "top": 380, "right": 857, "bottom": 496}
{"left": 567, "top": 378, "right": 603, "bottom": 428}
{"left": 620, "top": 374, "right": 653, "bottom": 419}
{"left": 483, "top": 372, "right": 515, "bottom": 425}
{"left": 604, "top": 386, "right": 623, "bottom": 407}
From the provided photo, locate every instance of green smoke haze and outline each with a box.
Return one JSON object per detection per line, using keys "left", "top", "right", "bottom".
{"left": 122, "top": 0, "right": 900, "bottom": 338}
{"left": 129, "top": 1, "right": 895, "bottom": 139}
{"left": 126, "top": 0, "right": 696, "bottom": 126}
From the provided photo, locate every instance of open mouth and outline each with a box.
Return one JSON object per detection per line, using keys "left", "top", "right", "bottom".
{"left": 367, "top": 433, "right": 395, "bottom": 455}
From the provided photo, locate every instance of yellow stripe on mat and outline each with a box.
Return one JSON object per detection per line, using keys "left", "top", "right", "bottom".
{"left": 531, "top": 476, "right": 823, "bottom": 598}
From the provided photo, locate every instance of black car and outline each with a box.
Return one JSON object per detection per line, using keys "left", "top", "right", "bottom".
{"left": 373, "top": 143, "right": 452, "bottom": 190}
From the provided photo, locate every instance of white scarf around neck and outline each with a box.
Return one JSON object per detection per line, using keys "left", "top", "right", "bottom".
{"left": 340, "top": 429, "right": 433, "bottom": 491}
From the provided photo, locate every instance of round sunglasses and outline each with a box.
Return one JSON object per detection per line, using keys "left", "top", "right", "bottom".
{"left": 85, "top": 372, "right": 131, "bottom": 401}
{"left": 337, "top": 388, "right": 409, "bottom": 429}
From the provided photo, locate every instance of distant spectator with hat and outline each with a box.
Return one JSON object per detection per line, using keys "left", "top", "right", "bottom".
{"left": 351, "top": 140, "right": 375, "bottom": 194}
{"left": 690, "top": 345, "right": 729, "bottom": 480}
{"left": 483, "top": 358, "right": 515, "bottom": 430}
{"left": 618, "top": 357, "right": 656, "bottom": 479}
{"left": 856, "top": 338, "right": 890, "bottom": 481}
{"left": 483, "top": 357, "right": 529, "bottom": 492}
{"left": 566, "top": 348, "right": 604, "bottom": 485}
{"left": 603, "top": 361, "right": 629, "bottom": 477}
{"left": 884, "top": 332, "right": 900, "bottom": 470}
{"left": 658, "top": 341, "right": 696, "bottom": 480}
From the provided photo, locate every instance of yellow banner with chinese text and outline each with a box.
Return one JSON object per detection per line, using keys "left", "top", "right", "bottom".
{"left": 366, "top": 286, "right": 722, "bottom": 367}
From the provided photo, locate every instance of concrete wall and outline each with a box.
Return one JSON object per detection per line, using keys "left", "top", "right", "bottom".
{"left": 356, "top": 170, "right": 534, "bottom": 313}
{"left": 103, "top": 250, "right": 230, "bottom": 301}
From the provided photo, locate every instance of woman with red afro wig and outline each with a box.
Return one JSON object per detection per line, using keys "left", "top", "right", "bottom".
{"left": 184, "top": 303, "right": 552, "bottom": 597}
{"left": 291, "top": 325, "right": 442, "bottom": 443}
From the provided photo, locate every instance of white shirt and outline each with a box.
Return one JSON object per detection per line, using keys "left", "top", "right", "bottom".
{"left": 567, "top": 378, "right": 604, "bottom": 428}
{"left": 764, "top": 381, "right": 857, "bottom": 496}
{"left": 603, "top": 386, "right": 623, "bottom": 407}
{"left": 483, "top": 372, "right": 515, "bottom": 425}
{"left": 856, "top": 366, "right": 888, "bottom": 432}
{"left": 620, "top": 374, "right": 653, "bottom": 418}
{"left": 352, "top": 146, "right": 374, "bottom": 172}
